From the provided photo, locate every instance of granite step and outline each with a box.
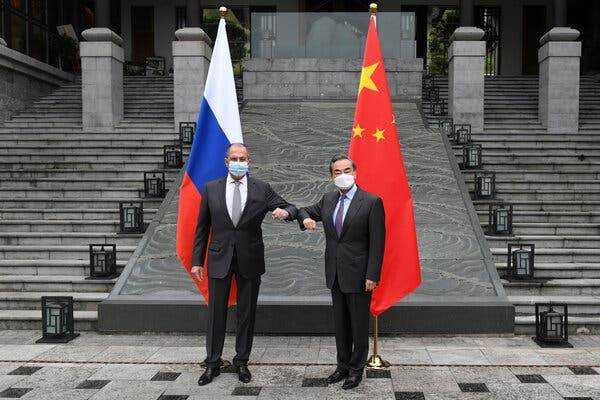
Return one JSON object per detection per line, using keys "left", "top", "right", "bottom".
{"left": 0, "top": 291, "right": 107, "bottom": 311}
{"left": 0, "top": 310, "right": 96, "bottom": 330}
{"left": 0, "top": 208, "right": 156, "bottom": 220}
{"left": 462, "top": 169, "right": 600, "bottom": 181}
{"left": 472, "top": 200, "right": 600, "bottom": 212}
{"left": 476, "top": 210, "right": 600, "bottom": 223}
{"left": 0, "top": 259, "right": 126, "bottom": 276}
{"left": 0, "top": 187, "right": 155, "bottom": 199}
{"left": 486, "top": 234, "right": 600, "bottom": 249}
{"left": 497, "top": 263, "right": 600, "bottom": 279}
{"left": 503, "top": 278, "right": 600, "bottom": 296}
{"left": 0, "top": 245, "right": 135, "bottom": 260}
{"left": 0, "top": 177, "right": 175, "bottom": 190}
{"left": 0, "top": 232, "right": 143, "bottom": 246}
{"left": 0, "top": 197, "right": 163, "bottom": 209}
{"left": 492, "top": 189, "right": 600, "bottom": 202}
{"left": 0, "top": 219, "right": 122, "bottom": 233}
{"left": 491, "top": 247, "right": 600, "bottom": 263}
{"left": 0, "top": 169, "right": 180, "bottom": 179}
{"left": 511, "top": 295, "right": 600, "bottom": 316}
{"left": 0, "top": 275, "right": 116, "bottom": 293}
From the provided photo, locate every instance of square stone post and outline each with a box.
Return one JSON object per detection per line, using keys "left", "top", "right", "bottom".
{"left": 80, "top": 28, "right": 124, "bottom": 131}
{"left": 173, "top": 28, "right": 212, "bottom": 131}
{"left": 538, "top": 27, "right": 581, "bottom": 133}
{"left": 448, "top": 27, "right": 485, "bottom": 133}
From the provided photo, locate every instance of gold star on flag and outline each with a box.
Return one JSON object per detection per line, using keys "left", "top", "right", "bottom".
{"left": 352, "top": 124, "right": 364, "bottom": 138}
{"left": 358, "top": 62, "right": 379, "bottom": 94}
{"left": 373, "top": 128, "right": 385, "bottom": 142}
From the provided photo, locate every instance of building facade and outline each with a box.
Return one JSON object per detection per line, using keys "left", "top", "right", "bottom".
{"left": 1, "top": 0, "right": 599, "bottom": 76}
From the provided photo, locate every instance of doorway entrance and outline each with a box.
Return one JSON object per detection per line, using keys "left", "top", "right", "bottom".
{"left": 522, "top": 5, "right": 546, "bottom": 75}
{"left": 131, "top": 6, "right": 154, "bottom": 64}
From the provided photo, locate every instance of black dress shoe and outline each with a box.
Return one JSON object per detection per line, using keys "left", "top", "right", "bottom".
{"left": 341, "top": 372, "right": 363, "bottom": 390}
{"left": 326, "top": 368, "right": 349, "bottom": 385}
{"left": 197, "top": 366, "right": 220, "bottom": 386}
{"left": 236, "top": 365, "right": 252, "bottom": 383}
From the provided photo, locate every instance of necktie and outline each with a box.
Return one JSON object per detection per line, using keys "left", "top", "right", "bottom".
{"left": 334, "top": 194, "right": 346, "bottom": 237}
{"left": 231, "top": 181, "right": 242, "bottom": 226}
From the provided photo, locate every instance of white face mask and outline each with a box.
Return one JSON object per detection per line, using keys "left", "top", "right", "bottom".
{"left": 333, "top": 173, "right": 355, "bottom": 190}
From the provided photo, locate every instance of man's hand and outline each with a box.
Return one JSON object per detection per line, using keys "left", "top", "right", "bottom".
{"left": 272, "top": 207, "right": 290, "bottom": 220}
{"left": 303, "top": 218, "right": 317, "bottom": 230}
{"left": 365, "top": 279, "right": 377, "bottom": 292}
{"left": 191, "top": 265, "right": 205, "bottom": 280}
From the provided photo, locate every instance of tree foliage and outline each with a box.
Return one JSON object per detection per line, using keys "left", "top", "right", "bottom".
{"left": 427, "top": 9, "right": 459, "bottom": 75}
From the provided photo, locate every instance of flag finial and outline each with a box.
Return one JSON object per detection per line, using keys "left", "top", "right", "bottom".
{"left": 219, "top": 6, "right": 228, "bottom": 18}
{"left": 369, "top": 3, "right": 378, "bottom": 14}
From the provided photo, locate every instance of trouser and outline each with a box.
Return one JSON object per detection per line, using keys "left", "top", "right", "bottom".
{"left": 331, "top": 279, "right": 372, "bottom": 374}
{"left": 204, "top": 254, "right": 261, "bottom": 368}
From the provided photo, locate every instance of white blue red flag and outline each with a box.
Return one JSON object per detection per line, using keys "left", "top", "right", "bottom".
{"left": 176, "top": 16, "right": 242, "bottom": 305}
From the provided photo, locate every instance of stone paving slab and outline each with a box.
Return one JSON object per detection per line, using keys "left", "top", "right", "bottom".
{"left": 2, "top": 332, "right": 600, "bottom": 398}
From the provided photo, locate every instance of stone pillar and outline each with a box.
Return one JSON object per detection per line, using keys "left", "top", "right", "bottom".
{"left": 459, "top": 0, "right": 475, "bottom": 26}
{"left": 173, "top": 28, "right": 212, "bottom": 130}
{"left": 538, "top": 27, "right": 581, "bottom": 133}
{"left": 553, "top": 0, "right": 567, "bottom": 26}
{"left": 80, "top": 28, "right": 124, "bottom": 131}
{"left": 448, "top": 27, "right": 485, "bottom": 133}
{"left": 187, "top": 0, "right": 201, "bottom": 27}
{"left": 95, "top": 0, "right": 111, "bottom": 28}
{"left": 0, "top": 38, "right": 6, "bottom": 46}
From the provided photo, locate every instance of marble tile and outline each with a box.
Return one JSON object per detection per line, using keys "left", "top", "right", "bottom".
{"left": 17, "top": 365, "right": 99, "bottom": 389}
{"left": 428, "top": 349, "right": 489, "bottom": 365}
{"left": 88, "top": 364, "right": 161, "bottom": 381}
{"left": 32, "top": 346, "right": 106, "bottom": 363}
{"left": 146, "top": 347, "right": 204, "bottom": 364}
{"left": 20, "top": 388, "right": 97, "bottom": 400}
{"left": 89, "top": 346, "right": 161, "bottom": 363}
{"left": 83, "top": 380, "right": 167, "bottom": 400}
{"left": 0, "top": 345, "right": 57, "bottom": 361}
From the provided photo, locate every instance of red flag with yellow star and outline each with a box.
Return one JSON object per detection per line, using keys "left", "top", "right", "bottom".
{"left": 349, "top": 11, "right": 421, "bottom": 316}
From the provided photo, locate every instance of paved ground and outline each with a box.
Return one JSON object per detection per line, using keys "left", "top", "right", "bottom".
{"left": 1, "top": 331, "right": 600, "bottom": 399}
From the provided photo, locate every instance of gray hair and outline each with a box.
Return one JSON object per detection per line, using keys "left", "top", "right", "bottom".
{"left": 329, "top": 154, "right": 355, "bottom": 175}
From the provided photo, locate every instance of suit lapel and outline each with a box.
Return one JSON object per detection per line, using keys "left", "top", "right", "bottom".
{"left": 236, "top": 177, "right": 255, "bottom": 226}
{"left": 220, "top": 177, "right": 235, "bottom": 227}
{"left": 323, "top": 191, "right": 340, "bottom": 238}
{"left": 339, "top": 188, "right": 364, "bottom": 239}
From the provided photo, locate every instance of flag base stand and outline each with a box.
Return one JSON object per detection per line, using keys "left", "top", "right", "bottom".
{"left": 366, "top": 354, "right": 390, "bottom": 369}
{"left": 366, "top": 315, "right": 390, "bottom": 370}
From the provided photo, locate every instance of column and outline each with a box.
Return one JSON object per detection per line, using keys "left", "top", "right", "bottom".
{"left": 448, "top": 27, "right": 485, "bottom": 133}
{"left": 187, "top": 0, "right": 201, "bottom": 27}
{"left": 553, "top": 0, "right": 567, "bottom": 27}
{"left": 95, "top": 0, "right": 111, "bottom": 28}
{"left": 538, "top": 27, "right": 581, "bottom": 133}
{"left": 460, "top": 0, "right": 474, "bottom": 26}
{"left": 173, "top": 27, "right": 212, "bottom": 130}
{"left": 80, "top": 28, "right": 124, "bottom": 131}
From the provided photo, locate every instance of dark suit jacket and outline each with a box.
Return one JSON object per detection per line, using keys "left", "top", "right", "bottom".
{"left": 297, "top": 186, "right": 385, "bottom": 293}
{"left": 192, "top": 176, "right": 297, "bottom": 279}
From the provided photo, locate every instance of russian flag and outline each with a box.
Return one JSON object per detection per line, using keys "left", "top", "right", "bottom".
{"left": 176, "top": 16, "right": 242, "bottom": 305}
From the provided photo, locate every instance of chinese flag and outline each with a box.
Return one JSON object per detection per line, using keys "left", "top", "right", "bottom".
{"left": 349, "top": 12, "right": 422, "bottom": 316}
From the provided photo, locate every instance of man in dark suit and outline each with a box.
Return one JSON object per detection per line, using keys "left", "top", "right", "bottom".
{"left": 191, "top": 143, "right": 297, "bottom": 386}
{"left": 298, "top": 154, "right": 385, "bottom": 390}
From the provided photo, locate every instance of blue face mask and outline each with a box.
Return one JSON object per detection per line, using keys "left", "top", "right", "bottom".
{"left": 228, "top": 161, "right": 249, "bottom": 177}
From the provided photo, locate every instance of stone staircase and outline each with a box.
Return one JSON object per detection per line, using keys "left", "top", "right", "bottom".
{"left": 423, "top": 75, "right": 600, "bottom": 334}
{"left": 0, "top": 76, "right": 180, "bottom": 330}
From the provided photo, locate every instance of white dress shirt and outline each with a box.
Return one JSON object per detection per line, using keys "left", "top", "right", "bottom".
{"left": 332, "top": 184, "right": 357, "bottom": 225}
{"left": 226, "top": 174, "right": 248, "bottom": 219}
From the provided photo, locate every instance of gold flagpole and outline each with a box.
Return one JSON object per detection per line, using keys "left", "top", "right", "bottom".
{"left": 366, "top": 315, "right": 390, "bottom": 369}
{"left": 365, "top": 1, "right": 389, "bottom": 371}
